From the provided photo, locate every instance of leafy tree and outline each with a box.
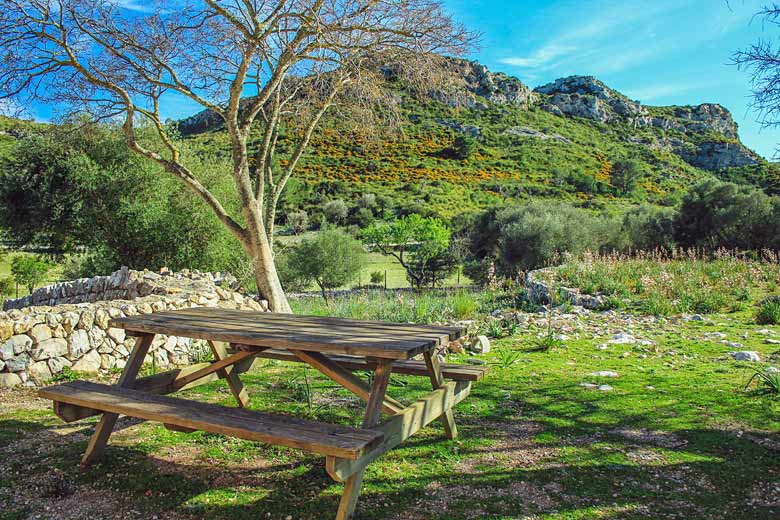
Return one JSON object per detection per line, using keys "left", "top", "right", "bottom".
{"left": 611, "top": 159, "right": 645, "bottom": 195}
{"left": 0, "top": 1, "right": 472, "bottom": 313}
{"left": 286, "top": 228, "right": 367, "bottom": 300}
{"left": 287, "top": 211, "right": 309, "bottom": 235}
{"left": 452, "top": 135, "right": 477, "bottom": 160}
{"left": 11, "top": 256, "right": 51, "bottom": 294}
{"left": 323, "top": 199, "right": 349, "bottom": 225}
{"left": 674, "top": 180, "right": 777, "bottom": 250}
{"left": 0, "top": 277, "right": 13, "bottom": 299}
{"left": 362, "top": 215, "right": 452, "bottom": 290}
{"left": 621, "top": 205, "right": 677, "bottom": 251}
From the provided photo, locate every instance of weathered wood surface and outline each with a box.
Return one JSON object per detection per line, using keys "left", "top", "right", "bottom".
{"left": 250, "top": 348, "right": 489, "bottom": 382}
{"left": 424, "top": 351, "right": 458, "bottom": 439}
{"left": 110, "top": 308, "right": 463, "bottom": 360}
{"left": 326, "top": 380, "right": 472, "bottom": 482}
{"left": 40, "top": 380, "right": 384, "bottom": 459}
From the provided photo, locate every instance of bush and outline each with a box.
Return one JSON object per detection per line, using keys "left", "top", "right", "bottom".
{"left": 323, "top": 199, "right": 348, "bottom": 225}
{"left": 0, "top": 276, "right": 13, "bottom": 298}
{"left": 11, "top": 255, "right": 51, "bottom": 294}
{"left": 468, "top": 202, "right": 622, "bottom": 275}
{"left": 287, "top": 211, "right": 309, "bottom": 234}
{"left": 370, "top": 271, "right": 384, "bottom": 285}
{"left": 610, "top": 159, "right": 645, "bottom": 195}
{"left": 756, "top": 296, "right": 780, "bottom": 325}
{"left": 452, "top": 135, "right": 476, "bottom": 160}
{"left": 285, "top": 228, "right": 367, "bottom": 300}
{"left": 621, "top": 204, "right": 677, "bottom": 251}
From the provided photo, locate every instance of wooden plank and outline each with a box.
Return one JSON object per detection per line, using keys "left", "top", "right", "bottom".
{"left": 40, "top": 380, "right": 384, "bottom": 460}
{"left": 208, "top": 341, "right": 250, "bottom": 407}
{"left": 251, "top": 348, "right": 489, "bottom": 382}
{"left": 170, "top": 350, "right": 256, "bottom": 390}
{"left": 326, "top": 381, "right": 471, "bottom": 482}
{"left": 80, "top": 333, "right": 154, "bottom": 467}
{"left": 173, "top": 307, "right": 463, "bottom": 339}
{"left": 52, "top": 362, "right": 236, "bottom": 423}
{"left": 292, "top": 351, "right": 405, "bottom": 416}
{"left": 335, "top": 359, "right": 394, "bottom": 520}
{"left": 110, "top": 313, "right": 432, "bottom": 360}
{"left": 424, "top": 351, "right": 458, "bottom": 440}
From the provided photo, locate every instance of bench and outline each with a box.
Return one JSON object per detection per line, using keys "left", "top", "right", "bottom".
{"left": 39, "top": 380, "right": 383, "bottom": 459}
{"left": 245, "top": 348, "right": 490, "bottom": 382}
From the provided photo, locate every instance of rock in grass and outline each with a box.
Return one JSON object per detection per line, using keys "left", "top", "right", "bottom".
{"left": 729, "top": 351, "right": 761, "bottom": 362}
{"left": 609, "top": 332, "right": 637, "bottom": 344}
{"left": 469, "top": 335, "right": 491, "bottom": 354}
{"left": 598, "top": 384, "right": 614, "bottom": 391}
{"left": 765, "top": 338, "right": 780, "bottom": 345}
{"left": 589, "top": 370, "right": 619, "bottom": 378}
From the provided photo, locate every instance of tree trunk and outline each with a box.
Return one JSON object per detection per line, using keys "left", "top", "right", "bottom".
{"left": 248, "top": 236, "right": 292, "bottom": 313}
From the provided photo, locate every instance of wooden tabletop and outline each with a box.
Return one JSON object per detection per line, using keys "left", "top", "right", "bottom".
{"left": 109, "top": 307, "right": 463, "bottom": 360}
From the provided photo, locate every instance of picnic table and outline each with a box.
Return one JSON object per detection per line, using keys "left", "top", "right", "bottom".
{"left": 39, "top": 308, "right": 487, "bottom": 519}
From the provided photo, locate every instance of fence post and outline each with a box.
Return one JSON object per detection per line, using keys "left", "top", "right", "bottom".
{"left": 384, "top": 270, "right": 388, "bottom": 290}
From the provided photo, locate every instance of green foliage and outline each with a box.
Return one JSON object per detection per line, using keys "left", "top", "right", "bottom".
{"left": 451, "top": 290, "right": 478, "bottom": 319}
{"left": 0, "top": 276, "right": 13, "bottom": 298}
{"left": 745, "top": 367, "right": 780, "bottom": 396}
{"left": 322, "top": 199, "right": 348, "bottom": 225}
{"left": 285, "top": 228, "right": 367, "bottom": 299}
{"left": 755, "top": 296, "right": 780, "bottom": 325}
{"left": 287, "top": 211, "right": 309, "bottom": 234}
{"left": 451, "top": 135, "right": 476, "bottom": 160}
{"left": 10, "top": 255, "right": 51, "bottom": 293}
{"left": 621, "top": 204, "right": 677, "bottom": 251}
{"left": 674, "top": 179, "right": 780, "bottom": 251}
{"left": 610, "top": 159, "right": 645, "bottom": 195}
{"left": 362, "top": 214, "right": 454, "bottom": 289}
{"left": 369, "top": 270, "right": 384, "bottom": 285}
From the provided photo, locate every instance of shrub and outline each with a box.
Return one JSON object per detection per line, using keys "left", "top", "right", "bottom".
{"left": 452, "top": 135, "right": 476, "bottom": 160}
{"left": 369, "top": 271, "right": 384, "bottom": 285}
{"left": 621, "top": 204, "right": 677, "bottom": 251}
{"left": 287, "top": 211, "right": 309, "bottom": 234}
{"left": 756, "top": 296, "right": 780, "bottom": 325}
{"left": 452, "top": 291, "right": 478, "bottom": 319}
{"left": 11, "top": 255, "right": 51, "bottom": 294}
{"left": 745, "top": 367, "right": 780, "bottom": 396}
{"left": 610, "top": 159, "right": 645, "bottom": 195}
{"left": 285, "top": 228, "right": 367, "bottom": 300}
{"left": 323, "top": 199, "right": 348, "bottom": 225}
{"left": 0, "top": 276, "right": 13, "bottom": 298}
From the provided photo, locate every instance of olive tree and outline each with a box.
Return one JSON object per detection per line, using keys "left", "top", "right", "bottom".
{"left": 0, "top": 0, "right": 471, "bottom": 312}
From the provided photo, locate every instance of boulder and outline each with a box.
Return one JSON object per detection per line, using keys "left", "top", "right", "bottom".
{"left": 72, "top": 349, "right": 101, "bottom": 372}
{"left": 107, "top": 327, "right": 126, "bottom": 344}
{"left": 729, "top": 351, "right": 761, "bottom": 362}
{"left": 68, "top": 329, "right": 90, "bottom": 358}
{"left": 48, "top": 356, "right": 72, "bottom": 375}
{"left": 31, "top": 338, "right": 68, "bottom": 360}
{"left": 0, "top": 372, "right": 23, "bottom": 388}
{"left": 28, "top": 360, "right": 52, "bottom": 383}
{"left": 5, "top": 352, "right": 30, "bottom": 372}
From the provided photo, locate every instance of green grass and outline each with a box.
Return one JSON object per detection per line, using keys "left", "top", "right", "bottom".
{"left": 2, "top": 260, "right": 780, "bottom": 518}
{"left": 0, "top": 251, "right": 64, "bottom": 299}
{"left": 550, "top": 250, "right": 780, "bottom": 316}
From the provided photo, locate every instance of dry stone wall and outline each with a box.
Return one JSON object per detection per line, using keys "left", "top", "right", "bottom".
{"left": 0, "top": 268, "right": 268, "bottom": 388}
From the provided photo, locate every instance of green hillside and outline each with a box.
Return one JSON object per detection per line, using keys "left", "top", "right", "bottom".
{"left": 178, "top": 59, "right": 780, "bottom": 221}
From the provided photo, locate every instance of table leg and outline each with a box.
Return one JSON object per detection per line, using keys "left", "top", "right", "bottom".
{"left": 335, "top": 359, "right": 393, "bottom": 520}
{"left": 423, "top": 351, "right": 458, "bottom": 440}
{"left": 80, "top": 333, "right": 154, "bottom": 468}
{"left": 208, "top": 341, "right": 250, "bottom": 407}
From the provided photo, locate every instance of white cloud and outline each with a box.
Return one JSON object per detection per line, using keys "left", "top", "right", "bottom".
{"left": 499, "top": 44, "right": 577, "bottom": 68}
{"left": 623, "top": 81, "right": 710, "bottom": 102}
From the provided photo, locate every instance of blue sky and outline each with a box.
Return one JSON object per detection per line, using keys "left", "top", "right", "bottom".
{"left": 443, "top": 0, "right": 780, "bottom": 158}
{"left": 23, "top": 0, "right": 780, "bottom": 159}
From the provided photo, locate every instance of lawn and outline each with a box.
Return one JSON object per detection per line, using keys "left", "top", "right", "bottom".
{"left": 1, "top": 287, "right": 779, "bottom": 519}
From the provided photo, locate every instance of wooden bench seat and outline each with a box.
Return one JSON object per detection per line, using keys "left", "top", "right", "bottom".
{"left": 244, "top": 348, "right": 489, "bottom": 382}
{"left": 39, "top": 380, "right": 383, "bottom": 460}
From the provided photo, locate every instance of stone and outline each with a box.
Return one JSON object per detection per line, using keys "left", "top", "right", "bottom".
{"left": 724, "top": 341, "right": 744, "bottom": 349}
{"left": 31, "top": 338, "right": 68, "bottom": 360}
{"left": 78, "top": 310, "right": 95, "bottom": 330}
{"left": 72, "top": 349, "right": 101, "bottom": 372}
{"left": 5, "top": 352, "right": 30, "bottom": 372}
{"left": 756, "top": 329, "right": 772, "bottom": 335}
{"left": 13, "top": 316, "right": 33, "bottom": 335}
{"left": 28, "top": 360, "right": 52, "bottom": 383}
{"left": 94, "top": 309, "right": 110, "bottom": 328}
{"left": 48, "top": 356, "right": 71, "bottom": 374}
{"left": 589, "top": 371, "right": 619, "bottom": 378}
{"left": 107, "top": 327, "right": 126, "bottom": 344}
{"left": 469, "top": 335, "right": 491, "bottom": 354}
{"left": 729, "top": 351, "right": 761, "bottom": 362}
{"left": 0, "top": 320, "right": 13, "bottom": 340}
{"left": 684, "top": 314, "right": 705, "bottom": 322}
{"left": 68, "top": 329, "right": 90, "bottom": 358}
{"left": 598, "top": 384, "right": 614, "bottom": 391}
{"left": 704, "top": 332, "right": 727, "bottom": 340}
{"left": 765, "top": 339, "right": 780, "bottom": 345}
{"left": 609, "top": 332, "right": 637, "bottom": 344}
{"left": 0, "top": 372, "right": 23, "bottom": 388}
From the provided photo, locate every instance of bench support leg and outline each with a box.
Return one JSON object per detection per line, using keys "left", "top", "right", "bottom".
{"left": 335, "top": 359, "right": 393, "bottom": 520}
{"left": 424, "top": 351, "right": 458, "bottom": 440}
{"left": 80, "top": 333, "right": 154, "bottom": 468}
{"left": 208, "top": 341, "right": 250, "bottom": 407}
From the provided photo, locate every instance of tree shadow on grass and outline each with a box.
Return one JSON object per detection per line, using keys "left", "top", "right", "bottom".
{"left": 1, "top": 387, "right": 779, "bottom": 520}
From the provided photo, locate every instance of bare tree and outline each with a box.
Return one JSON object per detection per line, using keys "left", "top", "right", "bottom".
{"left": 734, "top": 4, "right": 780, "bottom": 153}
{"left": 0, "top": 0, "right": 472, "bottom": 312}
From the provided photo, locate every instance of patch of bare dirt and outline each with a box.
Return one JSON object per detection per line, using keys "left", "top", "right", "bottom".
{"left": 611, "top": 427, "right": 688, "bottom": 449}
